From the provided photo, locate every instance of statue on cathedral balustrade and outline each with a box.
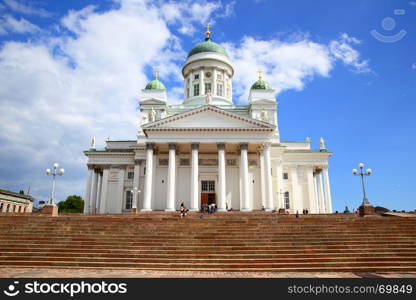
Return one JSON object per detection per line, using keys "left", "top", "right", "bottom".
{"left": 205, "top": 90, "right": 213, "bottom": 105}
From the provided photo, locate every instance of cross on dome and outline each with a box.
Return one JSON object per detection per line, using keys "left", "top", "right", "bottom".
{"left": 205, "top": 24, "right": 212, "bottom": 40}
{"left": 257, "top": 69, "right": 263, "bottom": 80}
{"left": 153, "top": 69, "right": 160, "bottom": 80}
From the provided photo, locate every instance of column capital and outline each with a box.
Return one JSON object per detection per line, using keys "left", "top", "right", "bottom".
{"left": 217, "top": 143, "right": 225, "bottom": 150}
{"left": 239, "top": 143, "right": 248, "bottom": 150}
{"left": 262, "top": 142, "right": 272, "bottom": 150}
{"left": 134, "top": 159, "right": 144, "bottom": 165}
{"left": 87, "top": 164, "right": 94, "bottom": 170}
{"left": 191, "top": 143, "right": 200, "bottom": 150}
{"left": 146, "top": 143, "right": 155, "bottom": 150}
{"left": 168, "top": 143, "right": 177, "bottom": 150}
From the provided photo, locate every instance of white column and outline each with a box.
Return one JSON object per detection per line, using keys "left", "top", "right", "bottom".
{"left": 276, "top": 160, "right": 284, "bottom": 209}
{"left": 116, "top": 167, "right": 126, "bottom": 213}
{"left": 291, "top": 165, "right": 303, "bottom": 214}
{"left": 240, "top": 143, "right": 250, "bottom": 211}
{"left": 90, "top": 170, "right": 99, "bottom": 213}
{"left": 213, "top": 68, "right": 217, "bottom": 96}
{"left": 84, "top": 166, "right": 93, "bottom": 214}
{"left": 316, "top": 171, "right": 325, "bottom": 213}
{"left": 306, "top": 167, "right": 317, "bottom": 213}
{"left": 217, "top": 143, "right": 226, "bottom": 211}
{"left": 190, "top": 143, "right": 199, "bottom": 211}
{"left": 96, "top": 172, "right": 102, "bottom": 213}
{"left": 142, "top": 143, "right": 154, "bottom": 211}
{"left": 313, "top": 173, "right": 320, "bottom": 213}
{"left": 263, "top": 143, "right": 273, "bottom": 211}
{"left": 133, "top": 160, "right": 142, "bottom": 209}
{"left": 259, "top": 151, "right": 266, "bottom": 209}
{"left": 199, "top": 69, "right": 205, "bottom": 95}
{"left": 323, "top": 166, "right": 333, "bottom": 213}
{"left": 166, "top": 143, "right": 176, "bottom": 211}
{"left": 99, "top": 168, "right": 109, "bottom": 213}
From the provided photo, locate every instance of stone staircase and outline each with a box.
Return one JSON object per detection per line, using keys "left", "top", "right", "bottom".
{"left": 0, "top": 212, "right": 415, "bottom": 272}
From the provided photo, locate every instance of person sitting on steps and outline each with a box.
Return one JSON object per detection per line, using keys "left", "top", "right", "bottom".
{"left": 180, "top": 203, "right": 188, "bottom": 218}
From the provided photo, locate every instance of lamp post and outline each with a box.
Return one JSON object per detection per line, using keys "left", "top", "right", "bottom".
{"left": 131, "top": 187, "right": 141, "bottom": 210}
{"left": 46, "top": 163, "right": 65, "bottom": 206}
{"left": 352, "top": 163, "right": 372, "bottom": 206}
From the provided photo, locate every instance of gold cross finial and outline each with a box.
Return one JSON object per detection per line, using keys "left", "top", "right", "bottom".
{"left": 205, "top": 24, "right": 211, "bottom": 39}
{"left": 153, "top": 69, "right": 159, "bottom": 80}
{"left": 257, "top": 69, "right": 263, "bottom": 80}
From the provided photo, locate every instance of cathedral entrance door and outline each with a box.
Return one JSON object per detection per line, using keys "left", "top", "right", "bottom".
{"left": 201, "top": 180, "right": 216, "bottom": 207}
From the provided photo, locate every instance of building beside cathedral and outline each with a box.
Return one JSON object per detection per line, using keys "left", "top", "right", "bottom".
{"left": 83, "top": 28, "right": 333, "bottom": 214}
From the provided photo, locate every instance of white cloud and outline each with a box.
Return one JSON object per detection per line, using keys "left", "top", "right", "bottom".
{"left": 0, "top": 0, "right": 221, "bottom": 202}
{"left": 3, "top": 0, "right": 51, "bottom": 17}
{"left": 0, "top": 14, "right": 41, "bottom": 35}
{"left": 412, "top": 63, "right": 416, "bottom": 70}
{"left": 329, "top": 33, "right": 369, "bottom": 73}
{"left": 223, "top": 33, "right": 369, "bottom": 103}
{"left": 160, "top": 0, "right": 232, "bottom": 35}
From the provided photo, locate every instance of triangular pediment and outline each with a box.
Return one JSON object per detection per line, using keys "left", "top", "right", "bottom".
{"left": 142, "top": 105, "right": 275, "bottom": 130}
{"left": 140, "top": 98, "right": 167, "bottom": 105}
{"left": 251, "top": 98, "right": 276, "bottom": 105}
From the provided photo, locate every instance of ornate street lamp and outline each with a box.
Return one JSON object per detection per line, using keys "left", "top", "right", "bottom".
{"left": 46, "top": 163, "right": 65, "bottom": 206}
{"left": 352, "top": 162, "right": 372, "bottom": 206}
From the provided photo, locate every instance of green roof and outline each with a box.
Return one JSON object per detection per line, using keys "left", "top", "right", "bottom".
{"left": 145, "top": 79, "right": 166, "bottom": 90}
{"left": 251, "top": 79, "right": 272, "bottom": 90}
{"left": 187, "top": 38, "right": 228, "bottom": 58}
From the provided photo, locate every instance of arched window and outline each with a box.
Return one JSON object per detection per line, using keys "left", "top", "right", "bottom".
{"left": 0, "top": 202, "right": 3, "bottom": 211}
{"left": 284, "top": 192, "right": 290, "bottom": 209}
{"left": 6, "top": 204, "right": 10, "bottom": 212}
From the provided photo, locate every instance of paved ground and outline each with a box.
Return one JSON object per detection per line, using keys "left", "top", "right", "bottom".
{"left": 1, "top": 268, "right": 415, "bottom": 278}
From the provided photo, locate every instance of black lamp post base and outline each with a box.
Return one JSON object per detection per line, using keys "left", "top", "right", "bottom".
{"left": 359, "top": 205, "right": 376, "bottom": 217}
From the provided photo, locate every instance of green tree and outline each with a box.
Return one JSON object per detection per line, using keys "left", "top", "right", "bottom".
{"left": 58, "top": 195, "right": 84, "bottom": 213}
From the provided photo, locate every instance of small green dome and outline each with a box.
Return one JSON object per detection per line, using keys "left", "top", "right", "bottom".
{"left": 145, "top": 79, "right": 166, "bottom": 90}
{"left": 187, "top": 38, "right": 228, "bottom": 58}
{"left": 251, "top": 79, "right": 272, "bottom": 90}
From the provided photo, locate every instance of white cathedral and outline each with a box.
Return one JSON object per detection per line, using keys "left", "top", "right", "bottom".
{"left": 83, "top": 27, "right": 333, "bottom": 214}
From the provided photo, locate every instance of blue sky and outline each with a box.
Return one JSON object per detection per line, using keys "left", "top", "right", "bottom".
{"left": 0, "top": 0, "right": 415, "bottom": 212}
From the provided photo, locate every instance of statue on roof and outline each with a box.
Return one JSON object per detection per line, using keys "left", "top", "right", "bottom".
{"left": 205, "top": 90, "right": 213, "bottom": 105}
{"left": 90, "top": 136, "right": 96, "bottom": 149}
{"left": 320, "top": 137, "right": 326, "bottom": 151}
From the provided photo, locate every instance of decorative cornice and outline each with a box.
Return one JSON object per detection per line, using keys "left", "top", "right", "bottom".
{"left": 145, "top": 128, "right": 274, "bottom": 132}
{"left": 143, "top": 105, "right": 275, "bottom": 129}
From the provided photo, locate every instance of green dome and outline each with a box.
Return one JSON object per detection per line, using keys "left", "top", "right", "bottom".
{"left": 145, "top": 79, "right": 166, "bottom": 90}
{"left": 187, "top": 38, "right": 228, "bottom": 58}
{"left": 251, "top": 79, "right": 272, "bottom": 90}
